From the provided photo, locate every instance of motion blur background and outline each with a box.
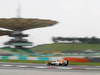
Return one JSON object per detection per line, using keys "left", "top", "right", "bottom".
{"left": 0, "top": 0, "right": 99, "bottom": 46}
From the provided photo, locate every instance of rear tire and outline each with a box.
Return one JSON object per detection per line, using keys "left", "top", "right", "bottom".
{"left": 63, "top": 61, "right": 69, "bottom": 66}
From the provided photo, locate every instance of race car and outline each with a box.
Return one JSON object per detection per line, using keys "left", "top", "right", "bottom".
{"left": 47, "top": 59, "right": 69, "bottom": 66}
{"left": 47, "top": 57, "right": 90, "bottom": 66}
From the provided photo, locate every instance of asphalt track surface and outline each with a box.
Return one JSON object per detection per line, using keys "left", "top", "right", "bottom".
{"left": 0, "top": 62, "right": 100, "bottom": 75}
{"left": 0, "top": 68, "right": 100, "bottom": 75}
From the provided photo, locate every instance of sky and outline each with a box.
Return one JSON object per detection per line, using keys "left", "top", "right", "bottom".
{"left": 0, "top": 0, "right": 99, "bottom": 46}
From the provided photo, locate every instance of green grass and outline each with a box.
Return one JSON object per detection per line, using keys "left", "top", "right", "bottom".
{"left": 1, "top": 43, "right": 100, "bottom": 55}
{"left": 32, "top": 43, "right": 100, "bottom": 53}
{"left": 0, "top": 60, "right": 46, "bottom": 64}
{"left": 70, "top": 62, "right": 100, "bottom": 66}
{"left": 0, "top": 60, "right": 100, "bottom": 66}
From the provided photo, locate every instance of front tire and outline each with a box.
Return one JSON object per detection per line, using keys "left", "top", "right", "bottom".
{"left": 47, "top": 63, "right": 51, "bottom": 66}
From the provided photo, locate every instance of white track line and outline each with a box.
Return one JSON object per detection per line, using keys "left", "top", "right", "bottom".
{"left": 2, "top": 65, "right": 15, "bottom": 67}
{"left": 17, "top": 65, "right": 30, "bottom": 68}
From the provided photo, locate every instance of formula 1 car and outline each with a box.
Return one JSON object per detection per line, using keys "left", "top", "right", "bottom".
{"left": 47, "top": 59, "right": 69, "bottom": 66}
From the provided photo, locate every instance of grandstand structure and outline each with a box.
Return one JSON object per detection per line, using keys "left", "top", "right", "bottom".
{"left": 0, "top": 1, "right": 57, "bottom": 49}
{"left": 0, "top": 18, "right": 57, "bottom": 49}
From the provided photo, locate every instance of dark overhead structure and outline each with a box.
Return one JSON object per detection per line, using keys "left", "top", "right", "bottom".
{"left": 0, "top": 18, "right": 57, "bottom": 31}
{"left": 0, "top": 30, "right": 12, "bottom": 36}
{"left": 0, "top": 18, "right": 57, "bottom": 49}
